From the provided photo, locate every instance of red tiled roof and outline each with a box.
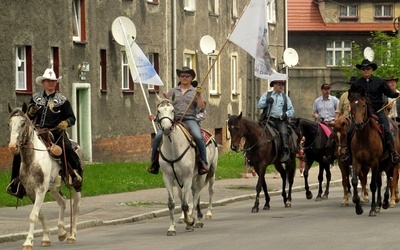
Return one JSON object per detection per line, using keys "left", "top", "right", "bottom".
{"left": 288, "top": 0, "right": 394, "bottom": 32}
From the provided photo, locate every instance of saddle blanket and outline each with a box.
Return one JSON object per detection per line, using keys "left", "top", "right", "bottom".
{"left": 319, "top": 123, "right": 332, "bottom": 138}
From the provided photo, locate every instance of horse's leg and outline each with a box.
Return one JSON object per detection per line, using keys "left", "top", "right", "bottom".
{"left": 339, "top": 161, "right": 350, "bottom": 206}
{"left": 369, "top": 167, "right": 379, "bottom": 217}
{"left": 163, "top": 176, "right": 176, "bottom": 236}
{"left": 261, "top": 167, "right": 270, "bottom": 210}
{"left": 252, "top": 166, "right": 265, "bottom": 213}
{"left": 375, "top": 170, "right": 383, "bottom": 213}
{"left": 303, "top": 161, "right": 313, "bottom": 200}
{"left": 315, "top": 164, "right": 324, "bottom": 201}
{"left": 181, "top": 179, "right": 195, "bottom": 231}
{"left": 67, "top": 191, "right": 81, "bottom": 243}
{"left": 191, "top": 179, "right": 203, "bottom": 229}
{"left": 351, "top": 162, "right": 363, "bottom": 215}
{"left": 205, "top": 174, "right": 215, "bottom": 220}
{"left": 360, "top": 170, "right": 369, "bottom": 204}
{"left": 285, "top": 159, "right": 296, "bottom": 208}
{"left": 322, "top": 162, "right": 331, "bottom": 200}
{"left": 276, "top": 163, "right": 288, "bottom": 207}
{"left": 37, "top": 209, "right": 51, "bottom": 247}
{"left": 23, "top": 190, "right": 47, "bottom": 249}
{"left": 48, "top": 186, "right": 67, "bottom": 243}
{"left": 383, "top": 173, "right": 391, "bottom": 210}
{"left": 389, "top": 165, "right": 399, "bottom": 207}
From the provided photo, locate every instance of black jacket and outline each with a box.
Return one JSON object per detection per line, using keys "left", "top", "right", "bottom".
{"left": 351, "top": 75, "right": 399, "bottom": 112}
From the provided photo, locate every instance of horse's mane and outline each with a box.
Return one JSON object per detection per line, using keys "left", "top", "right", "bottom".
{"left": 9, "top": 108, "right": 25, "bottom": 118}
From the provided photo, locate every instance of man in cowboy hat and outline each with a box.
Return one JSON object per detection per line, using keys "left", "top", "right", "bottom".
{"left": 258, "top": 80, "right": 295, "bottom": 162}
{"left": 342, "top": 59, "right": 400, "bottom": 165}
{"left": 7, "top": 68, "right": 83, "bottom": 198}
{"left": 385, "top": 76, "right": 400, "bottom": 121}
{"left": 147, "top": 66, "right": 209, "bottom": 175}
{"left": 335, "top": 76, "right": 357, "bottom": 119}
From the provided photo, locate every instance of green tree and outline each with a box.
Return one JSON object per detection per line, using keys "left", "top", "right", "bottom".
{"left": 339, "top": 31, "right": 400, "bottom": 82}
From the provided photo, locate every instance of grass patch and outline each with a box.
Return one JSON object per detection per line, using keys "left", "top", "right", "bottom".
{"left": 0, "top": 151, "right": 278, "bottom": 207}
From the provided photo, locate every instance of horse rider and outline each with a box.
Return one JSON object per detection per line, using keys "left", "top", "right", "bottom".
{"left": 342, "top": 59, "right": 400, "bottom": 165}
{"left": 258, "top": 80, "right": 295, "bottom": 162}
{"left": 147, "top": 66, "right": 208, "bottom": 175}
{"left": 7, "top": 68, "right": 83, "bottom": 198}
{"left": 385, "top": 76, "right": 400, "bottom": 122}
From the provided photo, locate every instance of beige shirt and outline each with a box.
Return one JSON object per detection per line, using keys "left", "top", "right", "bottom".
{"left": 336, "top": 92, "right": 350, "bottom": 118}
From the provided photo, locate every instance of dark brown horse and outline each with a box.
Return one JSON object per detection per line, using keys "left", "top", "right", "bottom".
{"left": 227, "top": 112, "right": 298, "bottom": 212}
{"left": 348, "top": 90, "right": 397, "bottom": 216}
{"left": 291, "top": 118, "right": 333, "bottom": 201}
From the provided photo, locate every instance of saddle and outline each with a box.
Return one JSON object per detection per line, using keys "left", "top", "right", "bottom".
{"left": 177, "top": 122, "right": 215, "bottom": 147}
{"left": 37, "top": 129, "right": 63, "bottom": 158}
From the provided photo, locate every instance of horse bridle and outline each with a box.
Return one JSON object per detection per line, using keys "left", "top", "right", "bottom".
{"left": 352, "top": 100, "right": 370, "bottom": 130}
{"left": 156, "top": 100, "right": 175, "bottom": 135}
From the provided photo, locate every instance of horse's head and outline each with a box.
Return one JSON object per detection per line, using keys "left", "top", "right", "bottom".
{"left": 227, "top": 112, "right": 244, "bottom": 152}
{"left": 8, "top": 103, "right": 30, "bottom": 154}
{"left": 348, "top": 90, "right": 371, "bottom": 130}
{"left": 156, "top": 94, "right": 175, "bottom": 136}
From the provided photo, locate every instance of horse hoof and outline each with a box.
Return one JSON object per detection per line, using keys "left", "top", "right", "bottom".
{"left": 322, "top": 194, "right": 328, "bottom": 200}
{"left": 41, "top": 240, "right": 51, "bottom": 247}
{"left": 178, "top": 218, "right": 184, "bottom": 224}
{"left": 22, "top": 245, "right": 33, "bottom": 250}
{"left": 369, "top": 210, "right": 377, "bottom": 217}
{"left": 375, "top": 207, "right": 381, "bottom": 213}
{"left": 66, "top": 237, "right": 76, "bottom": 244}
{"left": 341, "top": 203, "right": 349, "bottom": 207}
{"left": 205, "top": 214, "right": 212, "bottom": 220}
{"left": 390, "top": 203, "right": 396, "bottom": 208}
{"left": 306, "top": 192, "right": 313, "bottom": 200}
{"left": 285, "top": 202, "right": 292, "bottom": 208}
{"left": 167, "top": 231, "right": 176, "bottom": 236}
{"left": 356, "top": 205, "right": 363, "bottom": 215}
{"left": 251, "top": 207, "right": 259, "bottom": 213}
{"left": 263, "top": 205, "right": 270, "bottom": 210}
{"left": 195, "top": 222, "right": 204, "bottom": 228}
{"left": 383, "top": 203, "right": 389, "bottom": 210}
{"left": 185, "top": 225, "right": 194, "bottom": 231}
{"left": 315, "top": 196, "right": 322, "bottom": 202}
{"left": 58, "top": 233, "right": 67, "bottom": 242}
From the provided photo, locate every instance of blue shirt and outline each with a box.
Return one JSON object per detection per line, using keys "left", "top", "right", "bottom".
{"left": 258, "top": 91, "right": 295, "bottom": 119}
{"left": 312, "top": 95, "right": 339, "bottom": 122}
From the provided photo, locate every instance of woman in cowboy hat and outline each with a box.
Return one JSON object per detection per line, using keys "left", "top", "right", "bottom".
{"left": 342, "top": 59, "right": 400, "bottom": 165}
{"left": 7, "top": 68, "right": 83, "bottom": 198}
{"left": 147, "top": 66, "right": 209, "bottom": 175}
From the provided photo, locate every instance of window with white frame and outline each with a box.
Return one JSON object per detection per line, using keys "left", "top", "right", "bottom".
{"left": 266, "top": 0, "right": 276, "bottom": 23}
{"left": 339, "top": 5, "right": 358, "bottom": 17}
{"left": 72, "top": 0, "right": 86, "bottom": 41}
{"left": 209, "top": 0, "right": 219, "bottom": 15}
{"left": 121, "top": 52, "right": 134, "bottom": 91}
{"left": 147, "top": 0, "right": 159, "bottom": 3}
{"left": 15, "top": 46, "right": 32, "bottom": 93}
{"left": 232, "top": 0, "right": 238, "bottom": 19}
{"left": 184, "top": 53, "right": 194, "bottom": 70}
{"left": 326, "top": 41, "right": 352, "bottom": 66}
{"left": 375, "top": 5, "right": 392, "bottom": 18}
{"left": 231, "top": 55, "right": 238, "bottom": 95}
{"left": 184, "top": 0, "right": 196, "bottom": 12}
{"left": 147, "top": 53, "right": 156, "bottom": 91}
{"left": 208, "top": 55, "right": 219, "bottom": 95}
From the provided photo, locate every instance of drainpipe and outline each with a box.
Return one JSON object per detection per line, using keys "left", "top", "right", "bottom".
{"left": 172, "top": 0, "right": 177, "bottom": 86}
{"left": 285, "top": 0, "right": 289, "bottom": 95}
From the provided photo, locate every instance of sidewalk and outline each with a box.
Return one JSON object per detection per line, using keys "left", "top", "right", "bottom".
{"left": 0, "top": 165, "right": 343, "bottom": 243}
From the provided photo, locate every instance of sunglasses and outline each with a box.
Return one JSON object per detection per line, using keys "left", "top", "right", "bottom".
{"left": 361, "top": 67, "right": 372, "bottom": 71}
{"left": 179, "top": 74, "right": 191, "bottom": 78}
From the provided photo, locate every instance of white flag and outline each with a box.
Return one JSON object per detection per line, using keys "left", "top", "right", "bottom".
{"left": 122, "top": 30, "right": 164, "bottom": 86}
{"left": 229, "top": 0, "right": 287, "bottom": 81}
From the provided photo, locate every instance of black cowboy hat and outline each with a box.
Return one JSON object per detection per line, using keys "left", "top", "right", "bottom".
{"left": 355, "top": 59, "right": 378, "bottom": 71}
{"left": 176, "top": 66, "right": 196, "bottom": 79}
{"left": 269, "top": 80, "right": 286, "bottom": 87}
{"left": 348, "top": 76, "right": 357, "bottom": 84}
{"left": 385, "top": 76, "right": 399, "bottom": 82}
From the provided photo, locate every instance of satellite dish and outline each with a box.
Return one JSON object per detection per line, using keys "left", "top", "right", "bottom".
{"left": 364, "top": 47, "right": 374, "bottom": 61}
{"left": 283, "top": 48, "right": 299, "bottom": 67}
{"left": 111, "top": 16, "right": 137, "bottom": 45}
{"left": 200, "top": 35, "right": 216, "bottom": 55}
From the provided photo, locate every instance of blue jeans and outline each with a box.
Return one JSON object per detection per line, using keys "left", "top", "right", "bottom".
{"left": 150, "top": 119, "right": 208, "bottom": 164}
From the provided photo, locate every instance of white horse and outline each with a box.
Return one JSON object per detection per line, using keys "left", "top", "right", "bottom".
{"left": 156, "top": 95, "right": 218, "bottom": 236}
{"left": 8, "top": 103, "right": 82, "bottom": 250}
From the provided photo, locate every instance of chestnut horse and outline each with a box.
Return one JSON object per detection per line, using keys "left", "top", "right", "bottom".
{"left": 348, "top": 90, "right": 397, "bottom": 216}
{"left": 227, "top": 112, "right": 298, "bottom": 212}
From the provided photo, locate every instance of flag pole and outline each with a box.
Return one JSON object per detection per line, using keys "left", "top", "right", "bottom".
{"left": 179, "top": 0, "right": 252, "bottom": 122}
{"left": 119, "top": 20, "right": 157, "bottom": 133}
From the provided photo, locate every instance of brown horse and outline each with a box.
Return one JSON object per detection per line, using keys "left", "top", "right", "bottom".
{"left": 348, "top": 90, "right": 397, "bottom": 216}
{"left": 227, "top": 112, "right": 298, "bottom": 212}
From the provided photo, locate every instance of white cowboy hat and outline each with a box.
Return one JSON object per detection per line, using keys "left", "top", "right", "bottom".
{"left": 35, "top": 68, "right": 62, "bottom": 85}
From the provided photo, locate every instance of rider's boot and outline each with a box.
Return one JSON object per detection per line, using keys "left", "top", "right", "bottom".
{"left": 147, "top": 152, "right": 160, "bottom": 175}
{"left": 388, "top": 142, "right": 400, "bottom": 164}
{"left": 6, "top": 178, "right": 25, "bottom": 199}
{"left": 280, "top": 134, "right": 290, "bottom": 162}
{"left": 341, "top": 148, "right": 352, "bottom": 165}
{"left": 198, "top": 159, "right": 209, "bottom": 175}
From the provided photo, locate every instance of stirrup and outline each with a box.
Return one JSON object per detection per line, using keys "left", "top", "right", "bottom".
{"left": 147, "top": 160, "right": 160, "bottom": 175}
{"left": 6, "top": 179, "right": 23, "bottom": 199}
{"left": 68, "top": 169, "right": 82, "bottom": 187}
{"left": 390, "top": 152, "right": 400, "bottom": 164}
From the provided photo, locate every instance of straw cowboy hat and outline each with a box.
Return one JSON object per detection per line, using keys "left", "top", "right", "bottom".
{"left": 355, "top": 59, "right": 378, "bottom": 71}
{"left": 176, "top": 66, "right": 196, "bottom": 79}
{"left": 35, "top": 68, "right": 62, "bottom": 85}
{"left": 269, "top": 80, "right": 286, "bottom": 87}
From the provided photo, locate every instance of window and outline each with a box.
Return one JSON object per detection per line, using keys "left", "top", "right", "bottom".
{"left": 381, "top": 41, "right": 393, "bottom": 66}
{"left": 209, "top": 0, "right": 219, "bottom": 15}
{"left": 184, "top": 0, "right": 196, "bottom": 12}
{"left": 231, "top": 55, "right": 238, "bottom": 95}
{"left": 232, "top": 0, "right": 238, "bottom": 19}
{"left": 266, "top": 0, "right": 276, "bottom": 23}
{"left": 326, "top": 41, "right": 352, "bottom": 66}
{"left": 147, "top": 0, "right": 159, "bottom": 3}
{"left": 375, "top": 5, "right": 392, "bottom": 18}
{"left": 100, "top": 49, "right": 107, "bottom": 92}
{"left": 208, "top": 55, "right": 219, "bottom": 95}
{"left": 339, "top": 5, "right": 358, "bottom": 18}
{"left": 72, "top": 0, "right": 86, "bottom": 42}
{"left": 15, "top": 46, "right": 32, "bottom": 94}
{"left": 147, "top": 53, "right": 160, "bottom": 92}
{"left": 122, "top": 52, "right": 134, "bottom": 92}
